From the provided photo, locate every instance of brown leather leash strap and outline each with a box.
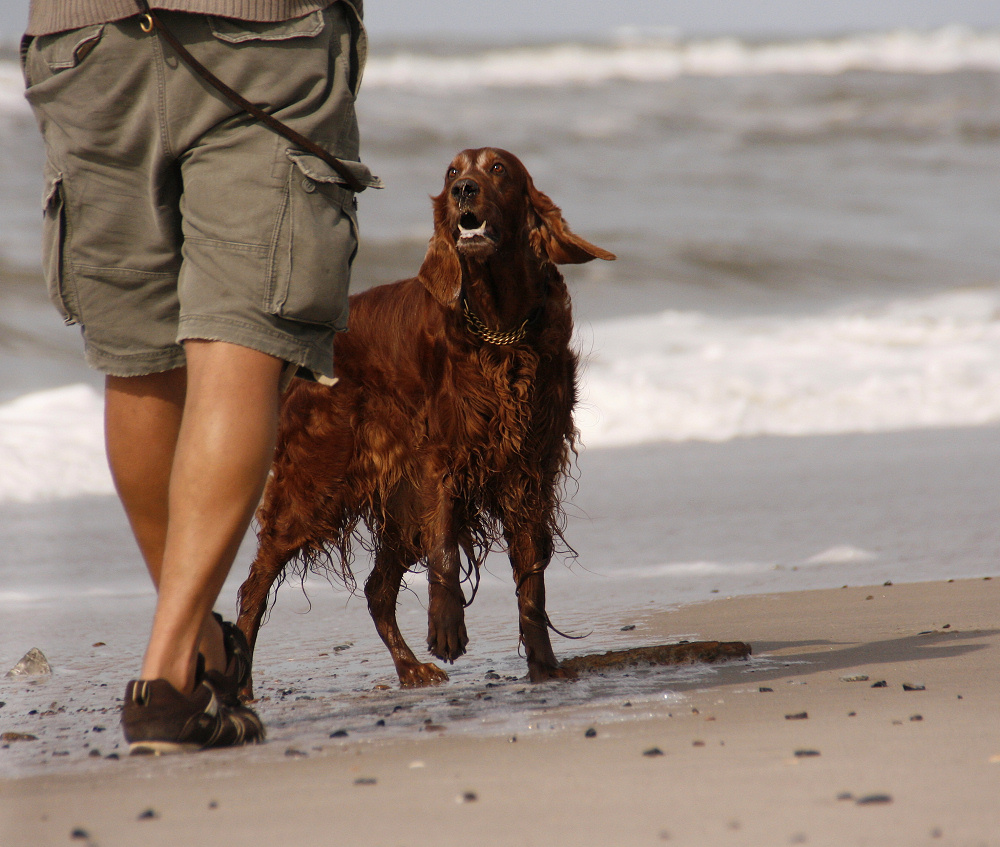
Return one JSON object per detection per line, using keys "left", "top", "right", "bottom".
{"left": 135, "top": 0, "right": 367, "bottom": 193}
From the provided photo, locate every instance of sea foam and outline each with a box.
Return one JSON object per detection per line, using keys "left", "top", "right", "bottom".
{"left": 3, "top": 288, "right": 1000, "bottom": 504}
{"left": 363, "top": 26, "right": 1000, "bottom": 90}
{"left": 2, "top": 26, "right": 999, "bottom": 122}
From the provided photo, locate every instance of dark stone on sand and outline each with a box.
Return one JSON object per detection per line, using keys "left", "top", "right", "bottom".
{"left": 794, "top": 749, "right": 821, "bottom": 757}
{"left": 643, "top": 747, "right": 665, "bottom": 757}
{"left": 562, "top": 641, "right": 751, "bottom": 674}
{"left": 209, "top": 801, "right": 219, "bottom": 809}
{"left": 460, "top": 791, "right": 478, "bottom": 803}
{"left": 759, "top": 687, "right": 773, "bottom": 693}
{"left": 375, "top": 719, "right": 385, "bottom": 727}
{"left": 836, "top": 792, "right": 853, "bottom": 801}
{"left": 856, "top": 794, "right": 893, "bottom": 806}
{"left": 871, "top": 680, "right": 888, "bottom": 688}
{"left": 138, "top": 809, "right": 159, "bottom": 820}
{"left": 784, "top": 712, "right": 808, "bottom": 721}
{"left": 70, "top": 828, "right": 90, "bottom": 840}
{"left": 329, "top": 729, "right": 349, "bottom": 738}
{"left": 354, "top": 777, "right": 377, "bottom": 786}
{"left": 910, "top": 714, "right": 923, "bottom": 721}
{"left": 285, "top": 748, "right": 307, "bottom": 758}
{"left": 484, "top": 671, "right": 500, "bottom": 680}
{"left": 902, "top": 683, "right": 926, "bottom": 691}
{"left": 620, "top": 624, "right": 636, "bottom": 631}
{"left": 585, "top": 727, "right": 597, "bottom": 738}
{"left": 88, "top": 749, "right": 101, "bottom": 758}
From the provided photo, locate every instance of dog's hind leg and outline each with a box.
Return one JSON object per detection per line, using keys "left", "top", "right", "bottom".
{"left": 366, "top": 526, "right": 449, "bottom": 687}
{"left": 506, "top": 525, "right": 576, "bottom": 683}
{"left": 235, "top": 531, "right": 299, "bottom": 701}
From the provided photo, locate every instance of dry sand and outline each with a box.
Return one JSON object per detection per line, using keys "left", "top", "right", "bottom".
{"left": 2, "top": 577, "right": 998, "bottom": 847}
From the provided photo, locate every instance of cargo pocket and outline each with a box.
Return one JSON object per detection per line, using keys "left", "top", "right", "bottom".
{"left": 207, "top": 10, "right": 326, "bottom": 43}
{"left": 40, "top": 162, "right": 78, "bottom": 325}
{"left": 265, "top": 150, "right": 363, "bottom": 329}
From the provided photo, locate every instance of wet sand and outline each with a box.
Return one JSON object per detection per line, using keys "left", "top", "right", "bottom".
{"left": 2, "top": 577, "right": 998, "bottom": 847}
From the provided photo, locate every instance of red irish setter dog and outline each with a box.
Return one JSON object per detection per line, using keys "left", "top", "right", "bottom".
{"left": 235, "top": 148, "right": 614, "bottom": 694}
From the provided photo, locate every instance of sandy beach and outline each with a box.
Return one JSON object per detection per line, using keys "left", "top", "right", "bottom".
{"left": 1, "top": 576, "right": 998, "bottom": 847}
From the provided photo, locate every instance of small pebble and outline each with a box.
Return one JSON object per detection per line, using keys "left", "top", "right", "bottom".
{"left": 375, "top": 719, "right": 386, "bottom": 727}
{"left": 137, "top": 808, "right": 159, "bottom": 820}
{"left": 484, "top": 671, "right": 500, "bottom": 680}
{"left": 329, "top": 729, "right": 349, "bottom": 738}
{"left": 910, "top": 714, "right": 923, "bottom": 722}
{"left": 620, "top": 625, "right": 636, "bottom": 631}
{"left": 836, "top": 792, "right": 853, "bottom": 801}
{"left": 856, "top": 794, "right": 893, "bottom": 805}
{"left": 643, "top": 747, "right": 664, "bottom": 757}
{"left": 870, "top": 680, "right": 887, "bottom": 688}
{"left": 70, "top": 828, "right": 90, "bottom": 840}
{"left": 840, "top": 674, "right": 869, "bottom": 683}
{"left": 692, "top": 740, "right": 705, "bottom": 747}
{"left": 902, "top": 683, "right": 926, "bottom": 692}
{"left": 584, "top": 727, "right": 597, "bottom": 738}
{"left": 1, "top": 732, "right": 37, "bottom": 742}
{"left": 759, "top": 687, "right": 774, "bottom": 693}
{"left": 457, "top": 791, "right": 477, "bottom": 803}
{"left": 88, "top": 749, "right": 102, "bottom": 758}
{"left": 794, "top": 749, "right": 820, "bottom": 758}
{"left": 284, "top": 748, "right": 307, "bottom": 758}
{"left": 785, "top": 712, "right": 808, "bottom": 721}
{"left": 208, "top": 801, "right": 219, "bottom": 809}
{"left": 354, "top": 777, "right": 377, "bottom": 786}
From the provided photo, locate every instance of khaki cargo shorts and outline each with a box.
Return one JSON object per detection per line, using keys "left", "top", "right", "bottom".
{"left": 21, "top": 2, "right": 380, "bottom": 378}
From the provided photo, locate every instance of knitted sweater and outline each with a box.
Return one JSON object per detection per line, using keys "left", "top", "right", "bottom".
{"left": 26, "top": 0, "right": 344, "bottom": 36}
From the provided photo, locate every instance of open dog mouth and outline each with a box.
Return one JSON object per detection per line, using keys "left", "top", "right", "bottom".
{"left": 457, "top": 211, "right": 490, "bottom": 242}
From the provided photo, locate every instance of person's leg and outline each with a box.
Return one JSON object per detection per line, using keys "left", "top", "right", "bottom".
{"left": 104, "top": 365, "right": 229, "bottom": 676}
{"left": 107, "top": 340, "right": 283, "bottom": 695}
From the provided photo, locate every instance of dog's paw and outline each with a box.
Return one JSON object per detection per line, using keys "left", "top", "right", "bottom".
{"left": 528, "top": 663, "right": 577, "bottom": 683}
{"left": 427, "top": 592, "right": 470, "bottom": 662}
{"left": 427, "top": 618, "right": 469, "bottom": 663}
{"left": 398, "top": 662, "right": 450, "bottom": 688}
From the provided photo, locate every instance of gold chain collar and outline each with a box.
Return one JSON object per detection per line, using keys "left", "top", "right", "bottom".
{"left": 463, "top": 300, "right": 530, "bottom": 345}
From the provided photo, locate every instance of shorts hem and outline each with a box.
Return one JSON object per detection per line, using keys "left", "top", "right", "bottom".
{"left": 178, "top": 314, "right": 336, "bottom": 379}
{"left": 84, "top": 346, "right": 187, "bottom": 378}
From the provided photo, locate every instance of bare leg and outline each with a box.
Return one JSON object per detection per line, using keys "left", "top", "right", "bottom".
{"left": 105, "top": 340, "right": 283, "bottom": 693}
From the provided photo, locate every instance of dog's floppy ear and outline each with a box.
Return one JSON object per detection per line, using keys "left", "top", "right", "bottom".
{"left": 527, "top": 178, "right": 616, "bottom": 265}
{"left": 418, "top": 194, "right": 463, "bottom": 306}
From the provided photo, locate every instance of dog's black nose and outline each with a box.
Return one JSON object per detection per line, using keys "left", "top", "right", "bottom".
{"left": 451, "top": 178, "right": 480, "bottom": 201}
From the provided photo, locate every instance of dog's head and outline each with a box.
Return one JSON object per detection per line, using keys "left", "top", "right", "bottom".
{"left": 419, "top": 148, "right": 615, "bottom": 306}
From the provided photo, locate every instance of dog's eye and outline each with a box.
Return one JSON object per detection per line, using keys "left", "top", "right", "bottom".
{"left": 447, "top": 167, "right": 459, "bottom": 179}
{"left": 491, "top": 162, "right": 506, "bottom": 175}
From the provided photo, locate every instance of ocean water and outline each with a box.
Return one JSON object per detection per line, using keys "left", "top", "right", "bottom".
{"left": 2, "top": 28, "right": 1000, "bottom": 771}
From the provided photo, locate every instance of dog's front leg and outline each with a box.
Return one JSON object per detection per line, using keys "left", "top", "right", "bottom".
{"left": 425, "top": 490, "right": 469, "bottom": 663}
{"left": 506, "top": 525, "right": 576, "bottom": 683}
